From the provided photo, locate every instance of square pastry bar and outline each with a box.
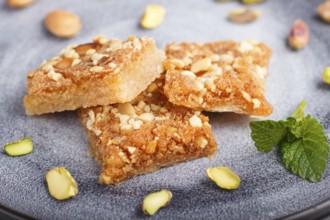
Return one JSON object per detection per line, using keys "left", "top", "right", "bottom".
{"left": 24, "top": 35, "right": 165, "bottom": 115}
{"left": 164, "top": 40, "right": 273, "bottom": 117}
{"left": 78, "top": 75, "right": 217, "bottom": 184}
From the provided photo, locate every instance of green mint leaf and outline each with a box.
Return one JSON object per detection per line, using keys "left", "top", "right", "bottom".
{"left": 250, "top": 120, "right": 287, "bottom": 152}
{"left": 280, "top": 116, "right": 330, "bottom": 182}
{"left": 291, "top": 100, "right": 306, "bottom": 120}
{"left": 289, "top": 116, "right": 328, "bottom": 141}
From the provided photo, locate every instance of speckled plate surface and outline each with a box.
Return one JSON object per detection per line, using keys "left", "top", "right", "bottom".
{"left": 1, "top": 0, "right": 330, "bottom": 219}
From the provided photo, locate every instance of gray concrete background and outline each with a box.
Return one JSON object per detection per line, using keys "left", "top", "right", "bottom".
{"left": 0, "top": 0, "right": 330, "bottom": 219}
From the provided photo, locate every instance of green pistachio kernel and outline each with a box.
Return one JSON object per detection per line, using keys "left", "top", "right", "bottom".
{"left": 322, "top": 67, "right": 330, "bottom": 84}
{"left": 3, "top": 137, "right": 33, "bottom": 156}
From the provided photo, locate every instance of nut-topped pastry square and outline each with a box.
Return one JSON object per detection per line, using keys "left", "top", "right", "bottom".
{"left": 164, "top": 40, "right": 273, "bottom": 117}
{"left": 78, "top": 75, "right": 217, "bottom": 184}
{"left": 24, "top": 35, "right": 165, "bottom": 115}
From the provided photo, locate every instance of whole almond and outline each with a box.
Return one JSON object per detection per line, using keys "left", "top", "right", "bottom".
{"left": 6, "top": 0, "right": 35, "bottom": 9}
{"left": 317, "top": 0, "right": 330, "bottom": 23}
{"left": 45, "top": 10, "right": 82, "bottom": 38}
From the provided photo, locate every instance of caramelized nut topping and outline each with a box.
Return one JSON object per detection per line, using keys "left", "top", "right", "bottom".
{"left": 189, "top": 115, "right": 202, "bottom": 127}
{"left": 139, "top": 113, "right": 155, "bottom": 122}
{"left": 47, "top": 70, "right": 62, "bottom": 81}
{"left": 145, "top": 140, "right": 157, "bottom": 154}
{"left": 71, "top": 59, "right": 81, "bottom": 67}
{"left": 169, "top": 59, "right": 185, "bottom": 68}
{"left": 86, "top": 49, "right": 96, "bottom": 55}
{"left": 118, "top": 103, "right": 136, "bottom": 116}
{"left": 133, "top": 39, "right": 142, "bottom": 50}
{"left": 90, "top": 66, "right": 104, "bottom": 72}
{"left": 91, "top": 53, "right": 108, "bottom": 65}
{"left": 108, "top": 62, "right": 117, "bottom": 69}
{"left": 196, "top": 136, "right": 208, "bottom": 148}
{"left": 108, "top": 39, "right": 123, "bottom": 51}
{"left": 241, "top": 91, "right": 252, "bottom": 102}
{"left": 252, "top": 98, "right": 261, "bottom": 109}
{"left": 191, "top": 58, "right": 212, "bottom": 73}
{"left": 42, "top": 63, "right": 54, "bottom": 72}
{"left": 147, "top": 83, "right": 158, "bottom": 93}
{"left": 74, "top": 43, "right": 97, "bottom": 56}
{"left": 181, "top": 70, "right": 196, "bottom": 78}
{"left": 93, "top": 34, "right": 109, "bottom": 45}
{"left": 127, "top": 146, "right": 137, "bottom": 154}
{"left": 54, "top": 58, "right": 73, "bottom": 69}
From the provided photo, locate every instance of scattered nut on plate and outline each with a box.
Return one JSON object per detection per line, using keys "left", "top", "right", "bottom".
{"left": 140, "top": 4, "right": 166, "bottom": 29}
{"left": 216, "top": 0, "right": 233, "bottom": 2}
{"left": 3, "top": 137, "right": 33, "bottom": 156}
{"left": 228, "top": 8, "right": 261, "bottom": 24}
{"left": 241, "top": 0, "right": 263, "bottom": 4}
{"left": 45, "top": 167, "right": 78, "bottom": 200}
{"left": 322, "top": 67, "right": 330, "bottom": 84}
{"left": 142, "top": 190, "right": 172, "bottom": 216}
{"left": 44, "top": 10, "right": 82, "bottom": 38}
{"left": 288, "top": 19, "right": 309, "bottom": 50}
{"left": 207, "top": 166, "right": 241, "bottom": 190}
{"left": 6, "top": 0, "right": 35, "bottom": 9}
{"left": 317, "top": 0, "right": 330, "bottom": 23}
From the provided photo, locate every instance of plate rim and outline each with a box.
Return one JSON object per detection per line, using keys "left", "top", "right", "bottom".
{"left": 1, "top": 198, "right": 330, "bottom": 220}
{"left": 0, "top": 204, "right": 34, "bottom": 220}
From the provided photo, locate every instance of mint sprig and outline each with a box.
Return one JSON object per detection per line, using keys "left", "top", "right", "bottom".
{"left": 250, "top": 100, "right": 330, "bottom": 182}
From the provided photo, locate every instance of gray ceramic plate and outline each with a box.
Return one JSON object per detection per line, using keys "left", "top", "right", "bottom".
{"left": 1, "top": 0, "right": 330, "bottom": 219}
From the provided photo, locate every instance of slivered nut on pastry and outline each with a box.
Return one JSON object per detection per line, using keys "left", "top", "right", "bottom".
{"left": 191, "top": 58, "right": 212, "bottom": 73}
